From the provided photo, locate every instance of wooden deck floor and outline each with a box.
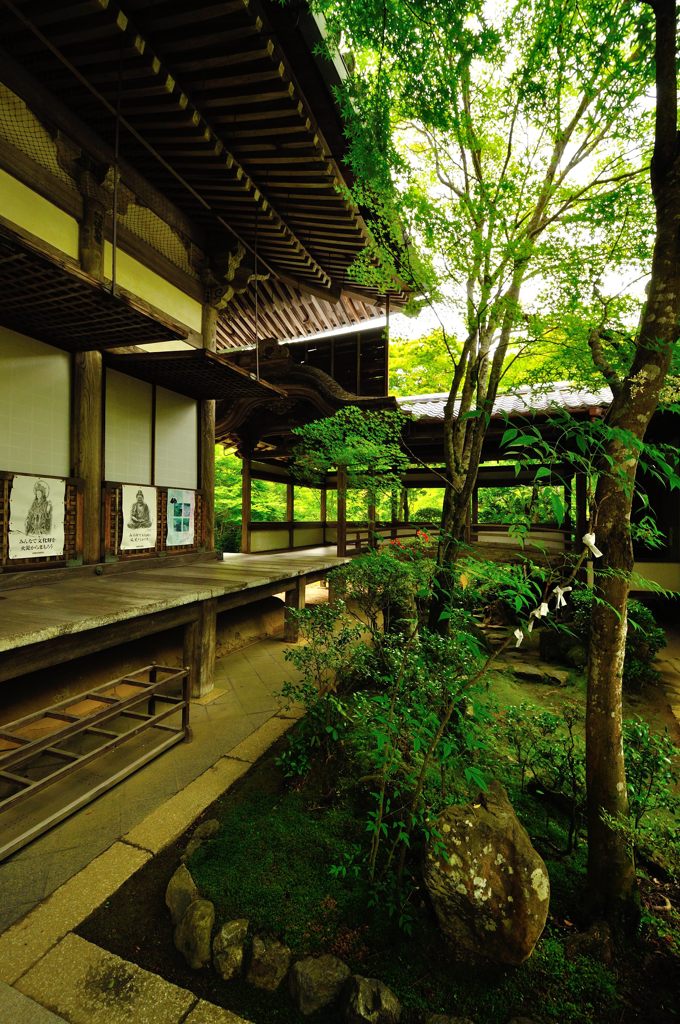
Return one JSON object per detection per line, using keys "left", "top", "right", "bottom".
{"left": 0, "top": 548, "right": 347, "bottom": 657}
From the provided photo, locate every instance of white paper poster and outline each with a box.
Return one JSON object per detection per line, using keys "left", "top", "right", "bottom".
{"left": 167, "top": 488, "right": 195, "bottom": 546}
{"left": 9, "top": 475, "right": 66, "bottom": 560}
{"left": 120, "top": 484, "right": 157, "bottom": 551}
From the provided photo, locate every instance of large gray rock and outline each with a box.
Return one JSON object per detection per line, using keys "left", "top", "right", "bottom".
{"left": 344, "top": 975, "right": 402, "bottom": 1023}
{"left": 289, "top": 954, "right": 351, "bottom": 1015}
{"left": 246, "top": 935, "right": 292, "bottom": 991}
{"left": 174, "top": 898, "right": 215, "bottom": 969}
{"left": 165, "top": 864, "right": 199, "bottom": 926}
{"left": 423, "top": 781, "right": 550, "bottom": 966}
{"left": 213, "top": 918, "right": 249, "bottom": 981}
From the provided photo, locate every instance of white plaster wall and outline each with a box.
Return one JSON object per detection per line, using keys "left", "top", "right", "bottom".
{"left": 105, "top": 369, "right": 152, "bottom": 484}
{"left": 154, "top": 387, "right": 198, "bottom": 490}
{"left": 250, "top": 526, "right": 289, "bottom": 552}
{"left": 0, "top": 327, "right": 71, "bottom": 476}
{"left": 632, "top": 561, "right": 680, "bottom": 592}
{"left": 103, "top": 243, "right": 202, "bottom": 333}
{"left": 293, "top": 526, "right": 324, "bottom": 547}
{"left": 0, "top": 168, "right": 79, "bottom": 258}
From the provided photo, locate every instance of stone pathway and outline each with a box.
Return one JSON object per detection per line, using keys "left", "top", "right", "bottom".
{"left": 0, "top": 636, "right": 303, "bottom": 1023}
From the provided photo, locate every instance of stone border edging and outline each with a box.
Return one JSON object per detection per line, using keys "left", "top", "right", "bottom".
{"left": 0, "top": 712, "right": 298, "bottom": 1020}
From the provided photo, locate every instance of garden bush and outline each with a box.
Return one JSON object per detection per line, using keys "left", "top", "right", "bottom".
{"left": 565, "top": 590, "right": 666, "bottom": 688}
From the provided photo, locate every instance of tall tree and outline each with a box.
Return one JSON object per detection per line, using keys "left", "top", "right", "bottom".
{"left": 310, "top": 0, "right": 655, "bottom": 629}
{"left": 584, "top": 0, "right": 680, "bottom": 923}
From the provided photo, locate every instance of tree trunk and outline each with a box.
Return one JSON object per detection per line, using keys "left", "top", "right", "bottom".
{"left": 586, "top": 0, "right": 680, "bottom": 924}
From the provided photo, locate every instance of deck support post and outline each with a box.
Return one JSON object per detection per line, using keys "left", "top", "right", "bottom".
{"left": 284, "top": 577, "right": 306, "bottom": 642}
{"left": 183, "top": 598, "right": 217, "bottom": 698}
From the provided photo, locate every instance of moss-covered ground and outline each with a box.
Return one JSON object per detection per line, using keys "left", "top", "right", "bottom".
{"left": 78, "top": 670, "right": 679, "bottom": 1024}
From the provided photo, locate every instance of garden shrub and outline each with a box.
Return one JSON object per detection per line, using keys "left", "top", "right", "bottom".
{"left": 540, "top": 589, "right": 666, "bottom": 686}
{"left": 329, "top": 548, "right": 431, "bottom": 635}
{"left": 569, "top": 591, "right": 666, "bottom": 688}
{"left": 603, "top": 715, "right": 680, "bottom": 875}
{"left": 214, "top": 517, "right": 240, "bottom": 553}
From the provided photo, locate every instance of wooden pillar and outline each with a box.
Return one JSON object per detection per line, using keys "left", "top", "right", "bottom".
{"left": 575, "top": 471, "right": 588, "bottom": 549}
{"left": 390, "top": 486, "right": 399, "bottom": 539}
{"left": 183, "top": 599, "right": 217, "bottom": 698}
{"left": 201, "top": 303, "right": 217, "bottom": 551}
{"left": 368, "top": 495, "right": 377, "bottom": 549}
{"left": 337, "top": 467, "right": 347, "bottom": 557}
{"left": 563, "top": 478, "right": 573, "bottom": 532}
{"left": 471, "top": 487, "right": 479, "bottom": 541}
{"left": 320, "top": 487, "right": 327, "bottom": 545}
{"left": 72, "top": 352, "right": 103, "bottom": 564}
{"left": 241, "top": 455, "right": 252, "bottom": 553}
{"left": 73, "top": 168, "right": 106, "bottom": 565}
{"left": 284, "top": 577, "right": 306, "bottom": 642}
{"left": 78, "top": 164, "right": 107, "bottom": 279}
{"left": 403, "top": 488, "right": 410, "bottom": 524}
{"left": 287, "top": 480, "right": 294, "bottom": 551}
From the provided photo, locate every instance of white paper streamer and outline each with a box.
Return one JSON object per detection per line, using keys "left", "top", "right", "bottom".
{"left": 582, "top": 532, "right": 603, "bottom": 558}
{"left": 539, "top": 601, "right": 550, "bottom": 617}
{"left": 553, "top": 585, "right": 572, "bottom": 608}
{"left": 514, "top": 627, "right": 524, "bottom": 648}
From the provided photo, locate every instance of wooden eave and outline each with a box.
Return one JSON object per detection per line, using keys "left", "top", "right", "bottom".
{"left": 0, "top": 218, "right": 187, "bottom": 351}
{"left": 105, "top": 348, "right": 285, "bottom": 401}
{"left": 0, "top": 0, "right": 408, "bottom": 326}
{"left": 216, "top": 285, "right": 382, "bottom": 351}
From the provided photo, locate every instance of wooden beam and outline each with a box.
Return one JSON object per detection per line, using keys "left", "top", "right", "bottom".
{"left": 0, "top": 604, "right": 198, "bottom": 684}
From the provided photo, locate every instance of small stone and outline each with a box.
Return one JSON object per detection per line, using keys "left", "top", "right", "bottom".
{"left": 564, "top": 921, "right": 614, "bottom": 966}
{"left": 181, "top": 819, "right": 221, "bottom": 863}
{"left": 246, "top": 935, "right": 292, "bottom": 991}
{"left": 165, "top": 864, "right": 199, "bottom": 926}
{"left": 174, "top": 899, "right": 215, "bottom": 970}
{"left": 213, "top": 919, "right": 249, "bottom": 981}
{"left": 289, "top": 954, "right": 351, "bottom": 1015}
{"left": 344, "top": 975, "right": 402, "bottom": 1023}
